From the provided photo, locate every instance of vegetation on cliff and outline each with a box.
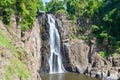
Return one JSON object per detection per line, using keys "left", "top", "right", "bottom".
{"left": 0, "top": 0, "right": 44, "bottom": 30}
{"left": 0, "top": 27, "right": 31, "bottom": 80}
{"left": 45, "top": 0, "right": 120, "bottom": 56}
{"left": 0, "top": 0, "right": 44, "bottom": 79}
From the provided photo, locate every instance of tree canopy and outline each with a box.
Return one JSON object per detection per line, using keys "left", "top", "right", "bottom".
{"left": 0, "top": 0, "right": 44, "bottom": 30}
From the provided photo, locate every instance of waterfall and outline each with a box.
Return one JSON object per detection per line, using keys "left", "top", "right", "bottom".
{"left": 47, "top": 14, "right": 64, "bottom": 73}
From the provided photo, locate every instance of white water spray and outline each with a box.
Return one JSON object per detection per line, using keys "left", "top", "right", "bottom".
{"left": 48, "top": 14, "right": 64, "bottom": 73}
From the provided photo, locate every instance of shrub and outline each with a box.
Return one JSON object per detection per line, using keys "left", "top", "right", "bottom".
{"left": 71, "top": 33, "right": 76, "bottom": 39}
{"left": 99, "top": 51, "right": 113, "bottom": 57}
{"left": 67, "top": 14, "right": 76, "bottom": 20}
{"left": 80, "top": 35, "right": 89, "bottom": 40}
{"left": 99, "top": 51, "right": 106, "bottom": 57}
{"left": 91, "top": 25, "right": 100, "bottom": 32}
{"left": 56, "top": 9, "right": 68, "bottom": 14}
{"left": 100, "top": 32, "right": 108, "bottom": 39}
{"left": 115, "top": 48, "right": 120, "bottom": 54}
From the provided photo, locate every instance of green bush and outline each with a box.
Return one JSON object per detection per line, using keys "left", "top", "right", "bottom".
{"left": 91, "top": 25, "right": 100, "bottom": 32}
{"left": 56, "top": 9, "right": 68, "bottom": 14}
{"left": 5, "top": 59, "right": 30, "bottom": 80}
{"left": 100, "top": 32, "right": 108, "bottom": 39}
{"left": 99, "top": 51, "right": 106, "bottom": 57}
{"left": 80, "top": 35, "right": 89, "bottom": 40}
{"left": 0, "top": 0, "right": 44, "bottom": 30}
{"left": 115, "top": 48, "right": 120, "bottom": 54}
{"left": 99, "top": 51, "right": 113, "bottom": 57}
{"left": 71, "top": 33, "right": 76, "bottom": 39}
{"left": 67, "top": 14, "right": 76, "bottom": 20}
{"left": 20, "top": 23, "right": 31, "bottom": 31}
{"left": 0, "top": 0, "right": 15, "bottom": 24}
{"left": 46, "top": 0, "right": 65, "bottom": 14}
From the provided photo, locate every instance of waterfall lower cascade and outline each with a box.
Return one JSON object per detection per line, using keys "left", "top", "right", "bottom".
{"left": 48, "top": 14, "right": 65, "bottom": 73}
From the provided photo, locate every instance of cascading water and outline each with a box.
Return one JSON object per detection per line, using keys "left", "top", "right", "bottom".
{"left": 48, "top": 14, "right": 64, "bottom": 73}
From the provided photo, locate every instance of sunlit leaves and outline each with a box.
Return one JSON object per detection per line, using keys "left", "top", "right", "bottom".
{"left": 46, "top": 0, "right": 65, "bottom": 14}
{"left": 0, "top": 0, "right": 44, "bottom": 30}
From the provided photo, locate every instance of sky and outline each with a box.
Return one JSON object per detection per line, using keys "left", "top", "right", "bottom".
{"left": 42, "top": 0, "right": 51, "bottom": 6}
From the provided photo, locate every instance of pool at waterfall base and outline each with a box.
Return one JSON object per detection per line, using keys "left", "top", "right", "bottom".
{"left": 41, "top": 72, "right": 101, "bottom": 80}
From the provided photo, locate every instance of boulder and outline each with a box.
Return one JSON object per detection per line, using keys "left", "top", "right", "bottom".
{"left": 112, "top": 54, "right": 120, "bottom": 67}
{"left": 62, "top": 39, "right": 89, "bottom": 73}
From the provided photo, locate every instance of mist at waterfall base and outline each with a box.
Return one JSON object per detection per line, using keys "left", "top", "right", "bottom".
{"left": 41, "top": 14, "right": 101, "bottom": 80}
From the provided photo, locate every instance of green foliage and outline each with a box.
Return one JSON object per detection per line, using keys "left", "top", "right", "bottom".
{"left": 0, "top": 0, "right": 44, "bottom": 30}
{"left": 85, "top": 0, "right": 103, "bottom": 16}
{"left": 80, "top": 35, "right": 89, "bottom": 40}
{"left": 46, "top": 0, "right": 65, "bottom": 14}
{"left": 5, "top": 58, "right": 30, "bottom": 80}
{"left": 99, "top": 51, "right": 106, "bottom": 57}
{"left": 46, "top": 0, "right": 88, "bottom": 19}
{"left": 91, "top": 25, "right": 100, "bottom": 32}
{"left": 67, "top": 14, "right": 76, "bottom": 20}
{"left": 99, "top": 51, "right": 112, "bottom": 57}
{"left": 65, "top": 0, "right": 88, "bottom": 16}
{"left": 0, "top": 30, "right": 15, "bottom": 54}
{"left": 0, "top": 0, "right": 16, "bottom": 24}
{"left": 83, "top": 0, "right": 120, "bottom": 55}
{"left": 66, "top": 0, "right": 76, "bottom": 15}
{"left": 100, "top": 32, "right": 108, "bottom": 39}
{"left": 56, "top": 9, "right": 68, "bottom": 14}
{"left": 20, "top": 23, "right": 31, "bottom": 31}
{"left": 71, "top": 33, "right": 77, "bottom": 39}
{"left": 70, "top": 23, "right": 77, "bottom": 40}
{"left": 16, "top": 0, "right": 44, "bottom": 30}
{"left": 115, "top": 48, "right": 120, "bottom": 54}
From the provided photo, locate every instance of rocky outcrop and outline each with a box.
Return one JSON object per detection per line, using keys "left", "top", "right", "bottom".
{"left": 0, "top": 15, "right": 42, "bottom": 80}
{"left": 112, "top": 54, "right": 120, "bottom": 67}
{"left": 56, "top": 13, "right": 120, "bottom": 80}
{"left": 38, "top": 13, "right": 50, "bottom": 73}
{"left": 77, "top": 17, "right": 92, "bottom": 35}
{"left": 63, "top": 39, "right": 89, "bottom": 73}
{"left": 56, "top": 13, "right": 89, "bottom": 73}
{"left": 21, "top": 19, "right": 41, "bottom": 80}
{"left": 56, "top": 13, "right": 72, "bottom": 41}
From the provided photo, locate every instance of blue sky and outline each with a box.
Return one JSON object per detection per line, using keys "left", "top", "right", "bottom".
{"left": 42, "top": 0, "right": 51, "bottom": 6}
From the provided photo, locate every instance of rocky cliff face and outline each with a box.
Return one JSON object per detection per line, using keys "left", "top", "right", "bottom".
{"left": 63, "top": 39, "right": 89, "bottom": 73}
{"left": 21, "top": 19, "right": 41, "bottom": 80}
{"left": 0, "top": 15, "right": 42, "bottom": 80}
{"left": 55, "top": 14, "right": 89, "bottom": 73}
{"left": 55, "top": 13, "right": 120, "bottom": 79}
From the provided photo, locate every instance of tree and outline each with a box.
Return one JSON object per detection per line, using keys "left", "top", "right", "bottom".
{"left": 46, "top": 0, "right": 65, "bottom": 14}
{"left": 0, "top": 0, "right": 44, "bottom": 30}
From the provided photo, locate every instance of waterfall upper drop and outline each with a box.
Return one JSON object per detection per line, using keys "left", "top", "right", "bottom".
{"left": 48, "top": 14, "right": 65, "bottom": 73}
